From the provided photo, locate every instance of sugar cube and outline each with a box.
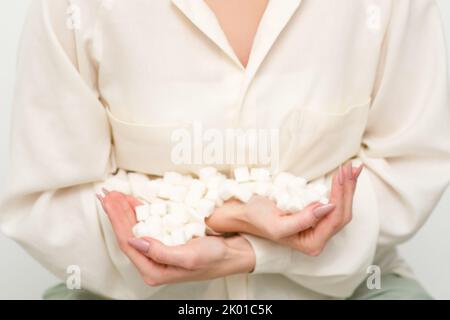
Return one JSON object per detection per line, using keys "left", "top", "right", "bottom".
{"left": 233, "top": 184, "right": 253, "bottom": 203}
{"left": 185, "top": 180, "right": 206, "bottom": 206}
{"left": 169, "top": 185, "right": 188, "bottom": 202}
{"left": 234, "top": 167, "right": 251, "bottom": 183}
{"left": 158, "top": 181, "right": 173, "bottom": 199}
{"left": 132, "top": 222, "right": 152, "bottom": 238}
{"left": 150, "top": 201, "right": 167, "bottom": 217}
{"left": 162, "top": 214, "right": 184, "bottom": 232}
{"left": 254, "top": 182, "right": 272, "bottom": 197}
{"left": 250, "top": 168, "right": 271, "bottom": 182}
{"left": 287, "top": 177, "right": 307, "bottom": 194}
{"left": 171, "top": 229, "right": 187, "bottom": 246}
{"left": 168, "top": 203, "right": 190, "bottom": 224}
{"left": 195, "top": 199, "right": 216, "bottom": 218}
{"left": 207, "top": 174, "right": 226, "bottom": 190}
{"left": 162, "top": 233, "right": 174, "bottom": 246}
{"left": 163, "top": 171, "right": 184, "bottom": 185}
{"left": 128, "top": 173, "right": 152, "bottom": 200}
{"left": 198, "top": 167, "right": 218, "bottom": 183}
{"left": 184, "top": 222, "right": 206, "bottom": 239}
{"left": 275, "top": 192, "right": 291, "bottom": 212}
{"left": 135, "top": 204, "right": 150, "bottom": 221}
{"left": 219, "top": 179, "right": 238, "bottom": 201}
{"left": 286, "top": 197, "right": 305, "bottom": 213}
{"left": 274, "top": 172, "right": 295, "bottom": 188}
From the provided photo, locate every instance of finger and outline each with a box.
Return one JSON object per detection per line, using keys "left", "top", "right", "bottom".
{"left": 343, "top": 161, "right": 356, "bottom": 223}
{"left": 308, "top": 169, "right": 344, "bottom": 245}
{"left": 278, "top": 202, "right": 330, "bottom": 235}
{"left": 130, "top": 237, "right": 196, "bottom": 270}
{"left": 353, "top": 164, "right": 364, "bottom": 180}
{"left": 103, "top": 193, "right": 137, "bottom": 245}
{"left": 126, "top": 196, "right": 144, "bottom": 210}
{"left": 328, "top": 168, "right": 344, "bottom": 216}
{"left": 96, "top": 193, "right": 105, "bottom": 209}
{"left": 102, "top": 188, "right": 110, "bottom": 195}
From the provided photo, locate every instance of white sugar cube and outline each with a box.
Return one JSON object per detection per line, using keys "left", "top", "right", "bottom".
{"left": 158, "top": 181, "right": 173, "bottom": 199}
{"left": 168, "top": 203, "right": 190, "bottom": 224}
{"left": 207, "top": 174, "right": 226, "bottom": 190}
{"left": 286, "top": 197, "right": 305, "bottom": 213}
{"left": 198, "top": 167, "right": 218, "bottom": 183}
{"left": 233, "top": 184, "right": 254, "bottom": 203}
{"left": 162, "top": 214, "right": 184, "bottom": 232}
{"left": 287, "top": 177, "right": 307, "bottom": 194}
{"left": 135, "top": 204, "right": 150, "bottom": 222}
{"left": 275, "top": 192, "right": 291, "bottom": 212}
{"left": 145, "top": 215, "right": 163, "bottom": 229}
{"left": 250, "top": 168, "right": 271, "bottom": 182}
{"left": 274, "top": 172, "right": 296, "bottom": 188}
{"left": 128, "top": 173, "right": 152, "bottom": 200}
{"left": 171, "top": 229, "right": 187, "bottom": 246}
{"left": 132, "top": 222, "right": 153, "bottom": 238}
{"left": 143, "top": 218, "right": 164, "bottom": 240}
{"left": 205, "top": 188, "right": 221, "bottom": 203}
{"left": 169, "top": 185, "right": 188, "bottom": 202}
{"left": 195, "top": 199, "right": 216, "bottom": 218}
{"left": 305, "top": 188, "right": 321, "bottom": 204}
{"left": 311, "top": 183, "right": 328, "bottom": 197}
{"left": 163, "top": 171, "right": 184, "bottom": 185}
{"left": 219, "top": 179, "right": 238, "bottom": 201}
{"left": 143, "top": 179, "right": 162, "bottom": 201}
{"left": 254, "top": 182, "right": 272, "bottom": 197}
{"left": 103, "top": 176, "right": 131, "bottom": 195}
{"left": 185, "top": 180, "right": 206, "bottom": 206}
{"left": 184, "top": 222, "right": 206, "bottom": 239}
{"left": 162, "top": 233, "right": 174, "bottom": 246}
{"left": 150, "top": 201, "right": 167, "bottom": 217}
{"left": 234, "top": 167, "right": 251, "bottom": 183}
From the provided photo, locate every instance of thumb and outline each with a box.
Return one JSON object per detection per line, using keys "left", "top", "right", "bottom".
{"left": 279, "top": 202, "right": 334, "bottom": 236}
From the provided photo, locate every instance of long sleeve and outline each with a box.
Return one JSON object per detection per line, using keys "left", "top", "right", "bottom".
{"left": 243, "top": 0, "right": 450, "bottom": 298}
{"left": 0, "top": 0, "right": 161, "bottom": 299}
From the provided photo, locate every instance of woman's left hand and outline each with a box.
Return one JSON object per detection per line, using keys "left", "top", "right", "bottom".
{"left": 97, "top": 191, "right": 255, "bottom": 286}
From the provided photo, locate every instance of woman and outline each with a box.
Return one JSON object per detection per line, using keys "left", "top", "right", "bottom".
{"left": 1, "top": 0, "right": 449, "bottom": 299}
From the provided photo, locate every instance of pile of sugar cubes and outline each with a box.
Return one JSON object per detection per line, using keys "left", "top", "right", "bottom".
{"left": 126, "top": 167, "right": 329, "bottom": 246}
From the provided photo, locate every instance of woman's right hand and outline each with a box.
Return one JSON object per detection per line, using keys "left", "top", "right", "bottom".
{"left": 206, "top": 162, "right": 363, "bottom": 256}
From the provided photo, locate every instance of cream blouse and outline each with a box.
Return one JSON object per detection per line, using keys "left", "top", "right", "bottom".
{"left": 1, "top": 0, "right": 449, "bottom": 299}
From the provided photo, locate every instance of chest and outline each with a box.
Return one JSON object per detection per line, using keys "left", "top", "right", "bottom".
{"left": 203, "top": 0, "right": 269, "bottom": 68}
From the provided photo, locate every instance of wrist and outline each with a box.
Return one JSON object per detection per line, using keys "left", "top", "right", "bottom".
{"left": 224, "top": 236, "right": 255, "bottom": 274}
{"left": 206, "top": 200, "right": 250, "bottom": 233}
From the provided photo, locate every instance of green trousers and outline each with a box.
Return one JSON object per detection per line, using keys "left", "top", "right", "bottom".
{"left": 43, "top": 273, "right": 432, "bottom": 300}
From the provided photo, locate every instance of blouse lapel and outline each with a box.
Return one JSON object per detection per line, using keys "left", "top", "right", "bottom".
{"left": 171, "top": 0, "right": 244, "bottom": 69}
{"left": 245, "top": 0, "right": 303, "bottom": 78}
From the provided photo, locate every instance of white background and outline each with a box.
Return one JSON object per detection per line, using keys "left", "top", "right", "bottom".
{"left": 0, "top": 0, "right": 449, "bottom": 299}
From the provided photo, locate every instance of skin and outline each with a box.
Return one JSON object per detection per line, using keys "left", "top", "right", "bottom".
{"left": 204, "top": 0, "right": 269, "bottom": 68}
{"left": 98, "top": 162, "right": 363, "bottom": 286}
{"left": 96, "top": 2, "right": 365, "bottom": 286}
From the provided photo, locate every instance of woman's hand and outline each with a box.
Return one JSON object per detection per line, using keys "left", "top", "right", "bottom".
{"left": 206, "top": 162, "right": 364, "bottom": 256}
{"left": 97, "top": 191, "right": 255, "bottom": 286}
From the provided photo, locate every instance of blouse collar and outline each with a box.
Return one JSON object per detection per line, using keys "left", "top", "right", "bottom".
{"left": 171, "top": 0, "right": 303, "bottom": 76}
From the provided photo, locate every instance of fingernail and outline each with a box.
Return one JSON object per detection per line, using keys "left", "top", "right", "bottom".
{"left": 313, "top": 204, "right": 336, "bottom": 219}
{"left": 128, "top": 238, "right": 150, "bottom": 253}
{"left": 102, "top": 188, "right": 110, "bottom": 195}
{"left": 338, "top": 165, "right": 344, "bottom": 185}
{"left": 355, "top": 164, "right": 364, "bottom": 180}
{"left": 346, "top": 162, "right": 353, "bottom": 180}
